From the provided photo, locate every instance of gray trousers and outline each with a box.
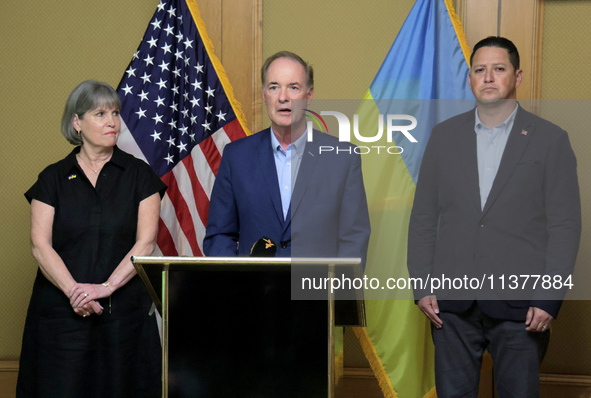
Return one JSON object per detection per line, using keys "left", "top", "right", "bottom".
{"left": 432, "top": 302, "right": 550, "bottom": 398}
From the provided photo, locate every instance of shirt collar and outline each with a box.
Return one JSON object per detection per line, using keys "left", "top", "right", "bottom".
{"left": 474, "top": 103, "right": 519, "bottom": 132}
{"left": 270, "top": 127, "right": 307, "bottom": 156}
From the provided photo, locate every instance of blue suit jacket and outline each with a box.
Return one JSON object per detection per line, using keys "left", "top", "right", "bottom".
{"left": 408, "top": 106, "right": 581, "bottom": 320}
{"left": 204, "top": 129, "right": 370, "bottom": 266}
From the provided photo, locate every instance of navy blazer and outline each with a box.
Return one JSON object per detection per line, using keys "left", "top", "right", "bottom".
{"left": 408, "top": 106, "right": 581, "bottom": 320}
{"left": 204, "top": 129, "right": 370, "bottom": 266}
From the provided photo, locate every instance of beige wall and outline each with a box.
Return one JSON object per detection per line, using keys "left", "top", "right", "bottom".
{"left": 263, "top": 1, "right": 414, "bottom": 100}
{"left": 539, "top": 0, "right": 591, "bottom": 375}
{"left": 542, "top": 0, "right": 591, "bottom": 99}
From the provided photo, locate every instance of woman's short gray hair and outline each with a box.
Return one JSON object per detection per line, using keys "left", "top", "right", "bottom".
{"left": 61, "top": 80, "right": 121, "bottom": 145}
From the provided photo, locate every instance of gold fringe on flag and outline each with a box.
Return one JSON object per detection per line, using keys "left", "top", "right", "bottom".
{"left": 444, "top": 0, "right": 472, "bottom": 66}
{"left": 353, "top": 327, "right": 399, "bottom": 398}
{"left": 185, "top": 0, "right": 252, "bottom": 136}
{"left": 335, "top": 350, "right": 344, "bottom": 385}
{"left": 353, "top": 326, "right": 439, "bottom": 398}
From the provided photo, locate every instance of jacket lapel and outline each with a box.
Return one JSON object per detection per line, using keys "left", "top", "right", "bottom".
{"left": 481, "top": 106, "right": 533, "bottom": 216}
{"left": 257, "top": 130, "right": 285, "bottom": 226}
{"left": 290, "top": 132, "right": 320, "bottom": 222}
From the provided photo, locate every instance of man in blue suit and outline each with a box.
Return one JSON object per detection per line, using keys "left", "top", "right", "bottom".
{"left": 204, "top": 51, "right": 370, "bottom": 263}
{"left": 202, "top": 51, "right": 370, "bottom": 397}
{"left": 408, "top": 37, "right": 581, "bottom": 397}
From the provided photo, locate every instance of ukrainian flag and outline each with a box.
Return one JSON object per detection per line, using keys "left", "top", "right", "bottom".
{"left": 353, "top": 0, "right": 473, "bottom": 397}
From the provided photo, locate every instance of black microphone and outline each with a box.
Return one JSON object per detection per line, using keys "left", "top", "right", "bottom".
{"left": 250, "top": 237, "right": 277, "bottom": 257}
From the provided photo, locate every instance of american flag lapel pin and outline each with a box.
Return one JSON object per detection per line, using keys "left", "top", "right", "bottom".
{"left": 521, "top": 129, "right": 528, "bottom": 136}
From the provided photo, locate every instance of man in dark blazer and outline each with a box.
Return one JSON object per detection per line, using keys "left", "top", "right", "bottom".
{"left": 201, "top": 52, "right": 370, "bottom": 396}
{"left": 408, "top": 37, "right": 581, "bottom": 397}
{"left": 204, "top": 50, "right": 370, "bottom": 264}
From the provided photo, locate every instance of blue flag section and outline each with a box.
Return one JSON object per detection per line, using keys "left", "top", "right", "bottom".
{"left": 370, "top": 0, "right": 474, "bottom": 183}
{"left": 370, "top": 0, "right": 473, "bottom": 100}
{"left": 353, "top": 1, "right": 474, "bottom": 397}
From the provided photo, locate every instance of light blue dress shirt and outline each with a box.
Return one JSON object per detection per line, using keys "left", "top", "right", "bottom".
{"left": 270, "top": 128, "right": 307, "bottom": 220}
{"left": 474, "top": 104, "right": 518, "bottom": 210}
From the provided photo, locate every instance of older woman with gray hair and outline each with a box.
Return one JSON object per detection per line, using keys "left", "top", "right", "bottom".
{"left": 17, "top": 80, "right": 166, "bottom": 397}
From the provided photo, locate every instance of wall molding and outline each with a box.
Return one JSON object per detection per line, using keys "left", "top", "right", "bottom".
{"left": 198, "top": 0, "right": 263, "bottom": 134}
{"left": 0, "top": 361, "right": 18, "bottom": 398}
{"left": 343, "top": 367, "right": 375, "bottom": 379}
{"left": 0, "top": 362, "right": 17, "bottom": 372}
{"left": 540, "top": 373, "right": 591, "bottom": 387}
{"left": 341, "top": 367, "right": 591, "bottom": 395}
{"left": 456, "top": 0, "right": 544, "bottom": 106}
{"left": 3, "top": 362, "right": 591, "bottom": 397}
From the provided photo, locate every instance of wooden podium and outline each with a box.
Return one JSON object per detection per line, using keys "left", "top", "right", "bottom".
{"left": 131, "top": 256, "right": 366, "bottom": 398}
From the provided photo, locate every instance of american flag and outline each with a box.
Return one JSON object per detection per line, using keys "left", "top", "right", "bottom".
{"left": 116, "top": 0, "right": 249, "bottom": 256}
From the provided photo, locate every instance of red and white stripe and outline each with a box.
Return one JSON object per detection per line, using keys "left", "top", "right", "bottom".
{"left": 118, "top": 118, "right": 246, "bottom": 257}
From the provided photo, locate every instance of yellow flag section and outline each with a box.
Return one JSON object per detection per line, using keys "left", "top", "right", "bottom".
{"left": 353, "top": 94, "right": 436, "bottom": 398}
{"left": 352, "top": 0, "right": 473, "bottom": 397}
